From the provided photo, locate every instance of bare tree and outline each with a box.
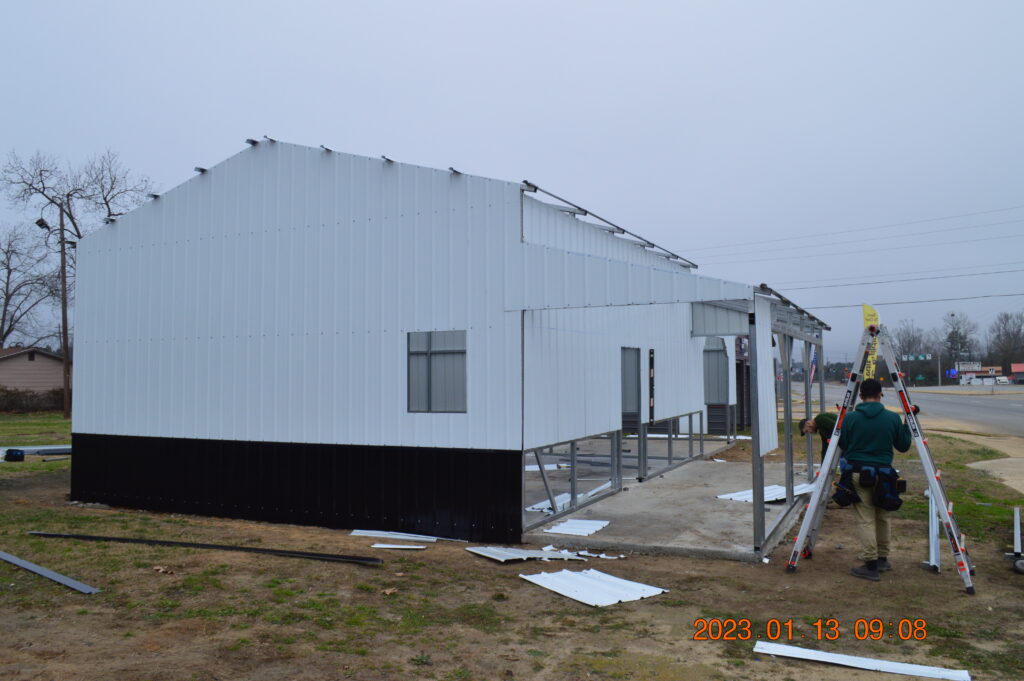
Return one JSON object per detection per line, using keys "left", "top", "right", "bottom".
{"left": 0, "top": 226, "right": 56, "bottom": 348}
{"left": 890, "top": 319, "right": 925, "bottom": 360}
{"left": 985, "top": 311, "right": 1024, "bottom": 374}
{"left": 2, "top": 149, "right": 152, "bottom": 241}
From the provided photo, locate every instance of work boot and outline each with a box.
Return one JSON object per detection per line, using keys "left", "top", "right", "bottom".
{"left": 876, "top": 557, "right": 892, "bottom": 572}
{"left": 851, "top": 564, "right": 881, "bottom": 582}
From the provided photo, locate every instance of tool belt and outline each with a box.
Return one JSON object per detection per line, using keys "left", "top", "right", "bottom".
{"left": 831, "top": 458, "right": 861, "bottom": 507}
{"left": 835, "top": 459, "right": 906, "bottom": 511}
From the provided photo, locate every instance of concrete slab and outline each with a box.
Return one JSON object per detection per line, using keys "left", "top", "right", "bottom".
{"left": 523, "top": 456, "right": 811, "bottom": 563}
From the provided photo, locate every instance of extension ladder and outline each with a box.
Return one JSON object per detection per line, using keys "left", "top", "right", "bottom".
{"left": 783, "top": 325, "right": 975, "bottom": 594}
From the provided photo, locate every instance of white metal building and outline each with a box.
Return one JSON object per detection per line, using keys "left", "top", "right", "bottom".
{"left": 71, "top": 140, "right": 822, "bottom": 543}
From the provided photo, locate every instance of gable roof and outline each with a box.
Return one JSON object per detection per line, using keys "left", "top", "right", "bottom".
{"left": 0, "top": 347, "right": 64, "bottom": 362}
{"left": 111, "top": 139, "right": 700, "bottom": 272}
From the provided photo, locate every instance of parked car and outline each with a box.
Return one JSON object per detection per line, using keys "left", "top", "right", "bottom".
{"left": 996, "top": 376, "right": 1010, "bottom": 385}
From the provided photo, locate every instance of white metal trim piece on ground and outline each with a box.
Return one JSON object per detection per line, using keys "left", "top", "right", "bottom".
{"left": 753, "top": 641, "right": 971, "bottom": 681}
{"left": 543, "top": 519, "right": 610, "bottom": 536}
{"left": 524, "top": 481, "right": 614, "bottom": 514}
{"left": 351, "top": 530, "right": 438, "bottom": 543}
{"left": 525, "top": 493, "right": 571, "bottom": 513}
{"left": 717, "top": 483, "right": 814, "bottom": 502}
{"left": 519, "top": 568, "right": 667, "bottom": 607}
{"left": 371, "top": 544, "right": 427, "bottom": 550}
{"left": 466, "top": 547, "right": 586, "bottom": 563}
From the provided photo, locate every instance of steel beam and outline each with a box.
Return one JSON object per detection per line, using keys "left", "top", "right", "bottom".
{"left": 803, "top": 340, "right": 814, "bottom": 482}
{"left": 781, "top": 335, "right": 794, "bottom": 504}
{"left": 749, "top": 308, "right": 766, "bottom": 551}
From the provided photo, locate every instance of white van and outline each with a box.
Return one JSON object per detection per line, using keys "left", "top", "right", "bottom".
{"left": 996, "top": 376, "right": 1010, "bottom": 385}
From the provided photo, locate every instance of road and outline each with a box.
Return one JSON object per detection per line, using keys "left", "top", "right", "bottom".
{"left": 811, "top": 383, "right": 1024, "bottom": 437}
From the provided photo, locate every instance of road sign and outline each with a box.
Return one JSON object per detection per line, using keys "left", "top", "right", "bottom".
{"left": 957, "top": 361, "right": 981, "bottom": 372}
{"left": 989, "top": 367, "right": 997, "bottom": 375}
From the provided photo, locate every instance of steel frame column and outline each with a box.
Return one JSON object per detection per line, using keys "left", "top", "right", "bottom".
{"left": 688, "top": 414, "right": 693, "bottom": 457}
{"left": 781, "top": 334, "right": 794, "bottom": 504}
{"left": 638, "top": 423, "right": 649, "bottom": 481}
{"left": 803, "top": 340, "right": 814, "bottom": 482}
{"left": 923, "top": 490, "right": 940, "bottom": 572}
{"left": 749, "top": 308, "right": 765, "bottom": 551}
{"left": 569, "top": 441, "right": 578, "bottom": 510}
{"left": 818, "top": 343, "right": 826, "bottom": 426}
{"left": 667, "top": 420, "right": 674, "bottom": 465}
{"left": 612, "top": 431, "right": 623, "bottom": 490}
{"left": 699, "top": 412, "right": 704, "bottom": 456}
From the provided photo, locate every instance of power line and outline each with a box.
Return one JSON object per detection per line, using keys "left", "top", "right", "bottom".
{"left": 773, "top": 260, "right": 1024, "bottom": 285}
{"left": 807, "top": 292, "right": 1024, "bottom": 310}
{"left": 699, "top": 218, "right": 1024, "bottom": 262}
{"left": 703, "top": 232, "right": 1024, "bottom": 266}
{"left": 686, "top": 202, "right": 1024, "bottom": 254}
{"left": 782, "top": 268, "right": 1024, "bottom": 291}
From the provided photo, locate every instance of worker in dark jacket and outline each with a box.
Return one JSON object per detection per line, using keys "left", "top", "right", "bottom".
{"left": 838, "top": 379, "right": 912, "bottom": 582}
{"left": 799, "top": 412, "right": 839, "bottom": 462}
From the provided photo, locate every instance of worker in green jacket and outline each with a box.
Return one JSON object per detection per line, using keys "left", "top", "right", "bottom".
{"left": 799, "top": 412, "right": 839, "bottom": 463}
{"left": 838, "top": 378, "right": 912, "bottom": 582}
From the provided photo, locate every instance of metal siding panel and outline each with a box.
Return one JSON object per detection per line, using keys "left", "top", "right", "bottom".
{"left": 509, "top": 243, "right": 752, "bottom": 313}
{"left": 73, "top": 143, "right": 523, "bottom": 451}
{"left": 564, "top": 251, "right": 586, "bottom": 308}
{"left": 521, "top": 196, "right": 681, "bottom": 272}
{"left": 523, "top": 302, "right": 705, "bottom": 449}
{"left": 755, "top": 295, "right": 779, "bottom": 452}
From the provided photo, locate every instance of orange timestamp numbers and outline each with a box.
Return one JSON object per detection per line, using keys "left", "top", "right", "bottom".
{"left": 692, "top": 618, "right": 928, "bottom": 641}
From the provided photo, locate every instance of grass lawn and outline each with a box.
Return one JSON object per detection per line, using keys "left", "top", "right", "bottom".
{"left": 0, "top": 411, "right": 71, "bottom": 447}
{"left": 1, "top": 422, "right": 1022, "bottom": 680}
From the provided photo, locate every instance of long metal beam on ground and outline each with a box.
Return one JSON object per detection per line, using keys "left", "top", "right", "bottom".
{"left": 0, "top": 550, "right": 100, "bottom": 594}
{"left": 29, "top": 532, "right": 383, "bottom": 566}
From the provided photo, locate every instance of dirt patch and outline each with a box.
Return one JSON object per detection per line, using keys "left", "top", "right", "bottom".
{"left": 916, "top": 417, "right": 1024, "bottom": 495}
{"left": 1, "top": 455, "right": 1022, "bottom": 681}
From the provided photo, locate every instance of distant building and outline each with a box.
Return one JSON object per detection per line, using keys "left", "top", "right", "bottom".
{"left": 1012, "top": 363, "right": 1024, "bottom": 385}
{"left": 0, "top": 347, "right": 65, "bottom": 392}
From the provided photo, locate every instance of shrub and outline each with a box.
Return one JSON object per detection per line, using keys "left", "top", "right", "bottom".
{"left": 0, "top": 387, "right": 66, "bottom": 412}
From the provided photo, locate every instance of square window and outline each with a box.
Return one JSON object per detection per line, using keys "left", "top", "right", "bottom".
{"left": 408, "top": 331, "right": 466, "bottom": 413}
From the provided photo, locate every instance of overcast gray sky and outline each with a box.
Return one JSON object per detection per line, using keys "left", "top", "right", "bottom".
{"left": 3, "top": 1, "right": 1022, "bottom": 361}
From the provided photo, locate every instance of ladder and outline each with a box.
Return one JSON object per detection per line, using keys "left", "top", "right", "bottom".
{"left": 783, "top": 325, "right": 976, "bottom": 594}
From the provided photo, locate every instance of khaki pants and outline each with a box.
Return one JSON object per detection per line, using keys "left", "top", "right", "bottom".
{"left": 852, "top": 490, "right": 890, "bottom": 562}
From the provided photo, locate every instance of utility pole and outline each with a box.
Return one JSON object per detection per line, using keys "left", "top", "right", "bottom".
{"left": 36, "top": 210, "right": 73, "bottom": 419}
{"left": 58, "top": 207, "right": 71, "bottom": 419}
